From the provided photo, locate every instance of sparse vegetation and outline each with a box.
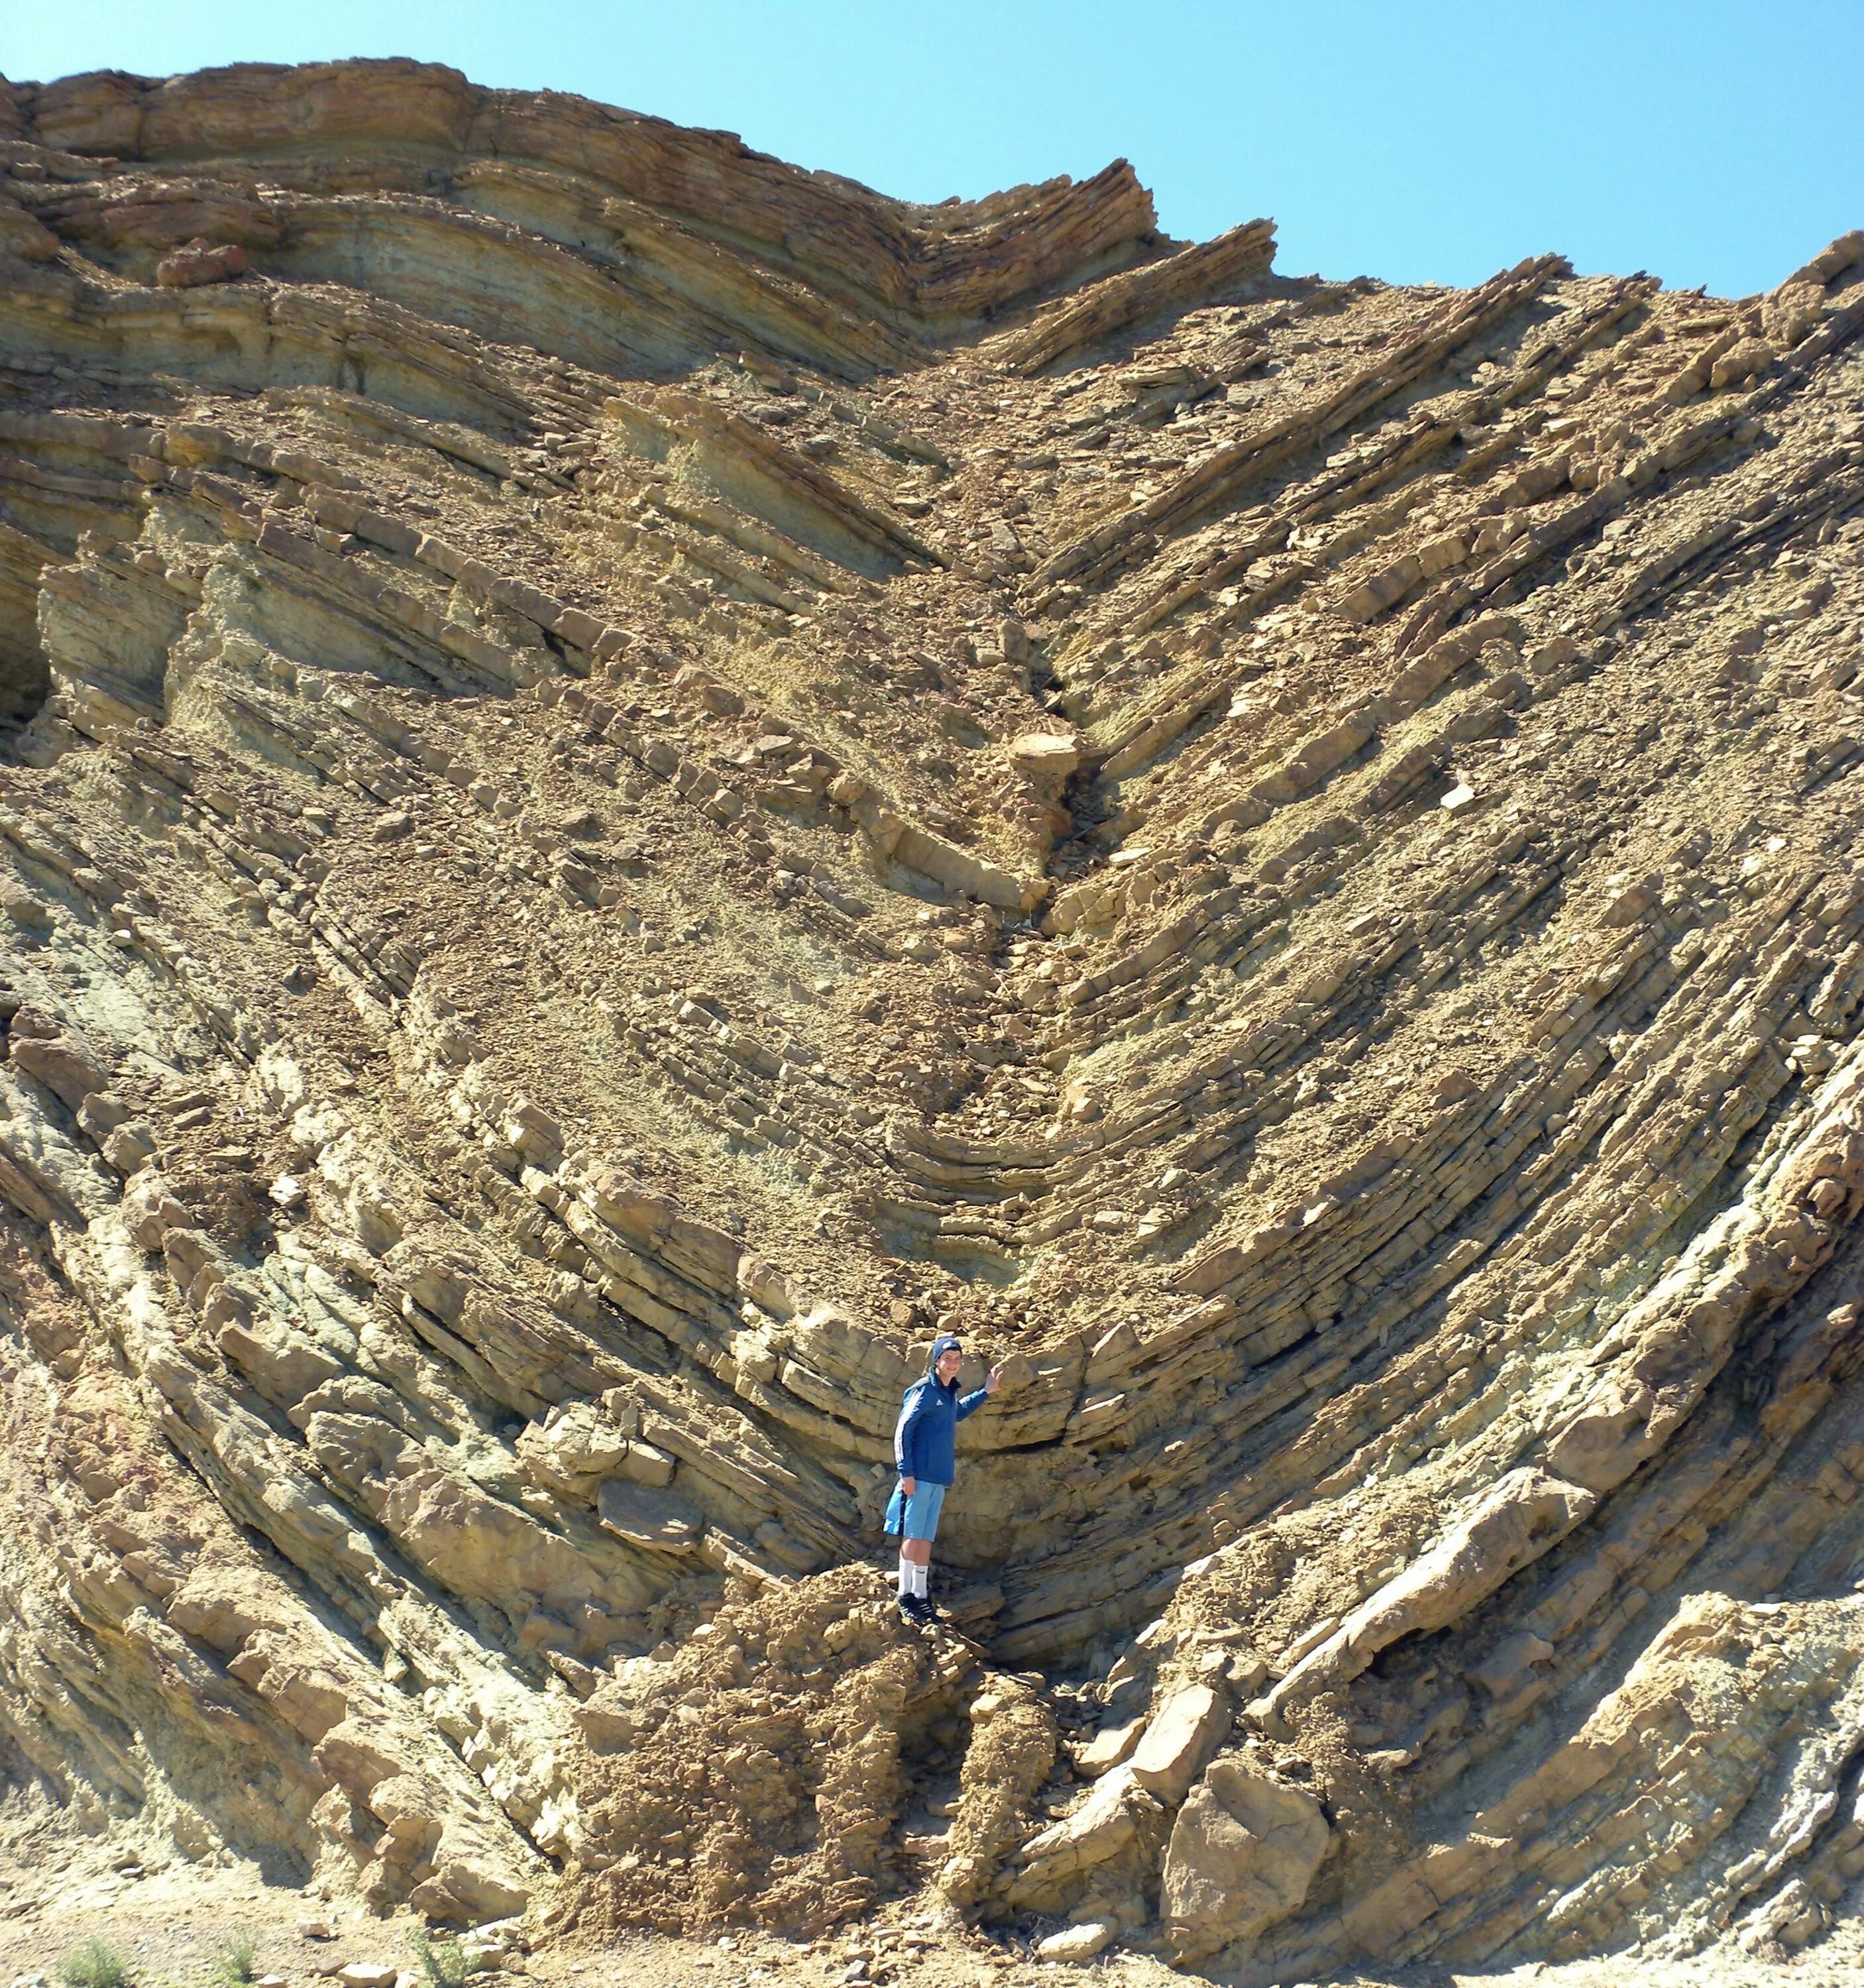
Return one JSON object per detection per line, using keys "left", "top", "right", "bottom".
{"left": 410, "top": 1930, "right": 472, "bottom": 1988}
{"left": 212, "top": 1934, "right": 258, "bottom": 1987}
{"left": 56, "top": 1941, "right": 128, "bottom": 1988}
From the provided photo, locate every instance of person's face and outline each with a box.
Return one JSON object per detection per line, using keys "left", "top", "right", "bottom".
{"left": 936, "top": 1347, "right": 963, "bottom": 1382}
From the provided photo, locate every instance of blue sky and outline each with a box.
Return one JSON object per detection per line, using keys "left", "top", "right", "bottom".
{"left": 5, "top": 1, "right": 1859, "bottom": 299}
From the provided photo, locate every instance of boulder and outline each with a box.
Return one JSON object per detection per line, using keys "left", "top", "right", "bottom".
{"left": 8, "top": 1032, "right": 107, "bottom": 1110}
{"left": 1128, "top": 1683, "right": 1229, "bottom": 1804}
{"left": 156, "top": 237, "right": 248, "bottom": 287}
{"left": 1035, "top": 1921, "right": 1115, "bottom": 1962}
{"left": 1009, "top": 732, "right": 1081, "bottom": 779}
{"left": 1162, "top": 1757, "right": 1330, "bottom": 1961}
{"left": 1074, "top": 1712, "right": 1146, "bottom": 1778}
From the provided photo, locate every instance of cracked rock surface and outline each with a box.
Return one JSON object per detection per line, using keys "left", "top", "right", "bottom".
{"left": 2, "top": 54, "right": 1864, "bottom": 1984}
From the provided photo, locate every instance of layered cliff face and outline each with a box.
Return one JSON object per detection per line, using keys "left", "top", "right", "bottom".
{"left": 2, "top": 54, "right": 1864, "bottom": 1981}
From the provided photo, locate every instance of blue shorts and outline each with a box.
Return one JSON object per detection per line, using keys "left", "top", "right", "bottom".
{"left": 885, "top": 1479, "right": 946, "bottom": 1541}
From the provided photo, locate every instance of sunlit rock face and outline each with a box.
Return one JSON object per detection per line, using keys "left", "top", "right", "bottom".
{"left": 3, "top": 54, "right": 1864, "bottom": 1980}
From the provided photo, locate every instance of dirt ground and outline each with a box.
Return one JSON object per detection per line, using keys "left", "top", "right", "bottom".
{"left": 2, "top": 1858, "right": 1861, "bottom": 1988}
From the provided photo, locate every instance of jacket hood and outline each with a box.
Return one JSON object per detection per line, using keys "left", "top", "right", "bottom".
{"left": 926, "top": 1333, "right": 962, "bottom": 1374}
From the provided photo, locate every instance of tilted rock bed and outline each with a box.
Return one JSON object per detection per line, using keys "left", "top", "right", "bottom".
{"left": 1, "top": 53, "right": 1864, "bottom": 1985}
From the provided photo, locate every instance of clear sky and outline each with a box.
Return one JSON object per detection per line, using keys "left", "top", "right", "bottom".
{"left": 5, "top": 1, "right": 1860, "bottom": 300}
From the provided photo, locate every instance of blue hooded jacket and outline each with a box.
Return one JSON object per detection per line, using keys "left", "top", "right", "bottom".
{"left": 894, "top": 1333, "right": 988, "bottom": 1486}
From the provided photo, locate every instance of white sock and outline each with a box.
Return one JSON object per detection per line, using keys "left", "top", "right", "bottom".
{"left": 911, "top": 1561, "right": 929, "bottom": 1599}
{"left": 898, "top": 1552, "right": 914, "bottom": 1597}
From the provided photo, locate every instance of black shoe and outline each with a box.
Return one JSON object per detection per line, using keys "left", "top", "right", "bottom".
{"left": 916, "top": 1596, "right": 942, "bottom": 1623}
{"left": 898, "top": 1592, "right": 926, "bottom": 1621}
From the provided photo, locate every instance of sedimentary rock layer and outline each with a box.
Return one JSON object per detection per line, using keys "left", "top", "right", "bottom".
{"left": 3, "top": 54, "right": 1864, "bottom": 1982}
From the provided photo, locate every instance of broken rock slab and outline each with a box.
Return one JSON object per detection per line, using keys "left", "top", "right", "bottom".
{"left": 1035, "top": 1920, "right": 1116, "bottom": 1962}
{"left": 156, "top": 237, "right": 248, "bottom": 288}
{"left": 1007, "top": 1762, "right": 1146, "bottom": 1906}
{"left": 517, "top": 1398, "right": 631, "bottom": 1499}
{"left": 1162, "top": 1756, "right": 1330, "bottom": 1963}
{"left": 1009, "top": 732, "right": 1081, "bottom": 781}
{"left": 597, "top": 1476, "right": 705, "bottom": 1554}
{"left": 1128, "top": 1682, "right": 1229, "bottom": 1804}
{"left": 1074, "top": 1711, "right": 1146, "bottom": 1777}
{"left": 333, "top": 1966, "right": 398, "bottom": 1988}
{"left": 1250, "top": 1467, "right": 1596, "bottom": 1730}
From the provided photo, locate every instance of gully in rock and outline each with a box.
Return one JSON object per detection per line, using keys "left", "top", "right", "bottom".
{"left": 888, "top": 1333, "right": 1001, "bottom": 1622}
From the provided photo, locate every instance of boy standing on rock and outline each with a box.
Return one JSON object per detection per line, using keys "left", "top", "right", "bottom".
{"left": 890, "top": 1332, "right": 1000, "bottom": 1622}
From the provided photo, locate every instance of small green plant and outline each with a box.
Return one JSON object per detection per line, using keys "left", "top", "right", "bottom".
{"left": 56, "top": 1940, "right": 128, "bottom": 1988}
{"left": 212, "top": 1935, "right": 258, "bottom": 1988}
{"left": 410, "top": 1931, "right": 472, "bottom": 1988}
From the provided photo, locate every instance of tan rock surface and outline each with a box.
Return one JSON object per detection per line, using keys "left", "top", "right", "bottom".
{"left": 0, "top": 48, "right": 1863, "bottom": 1987}
{"left": 1160, "top": 1757, "right": 1329, "bottom": 1961}
{"left": 1126, "top": 1684, "right": 1229, "bottom": 1804}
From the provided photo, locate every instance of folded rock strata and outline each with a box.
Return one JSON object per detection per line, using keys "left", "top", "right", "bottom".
{"left": 1, "top": 53, "right": 1863, "bottom": 1982}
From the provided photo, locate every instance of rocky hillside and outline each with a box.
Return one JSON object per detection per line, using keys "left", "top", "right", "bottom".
{"left": 3, "top": 54, "right": 1864, "bottom": 1983}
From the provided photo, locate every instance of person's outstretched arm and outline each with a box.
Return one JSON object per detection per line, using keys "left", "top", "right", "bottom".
{"left": 956, "top": 1365, "right": 1005, "bottom": 1421}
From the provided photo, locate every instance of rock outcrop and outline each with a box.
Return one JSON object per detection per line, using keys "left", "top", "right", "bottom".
{"left": 3, "top": 52, "right": 1864, "bottom": 1983}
